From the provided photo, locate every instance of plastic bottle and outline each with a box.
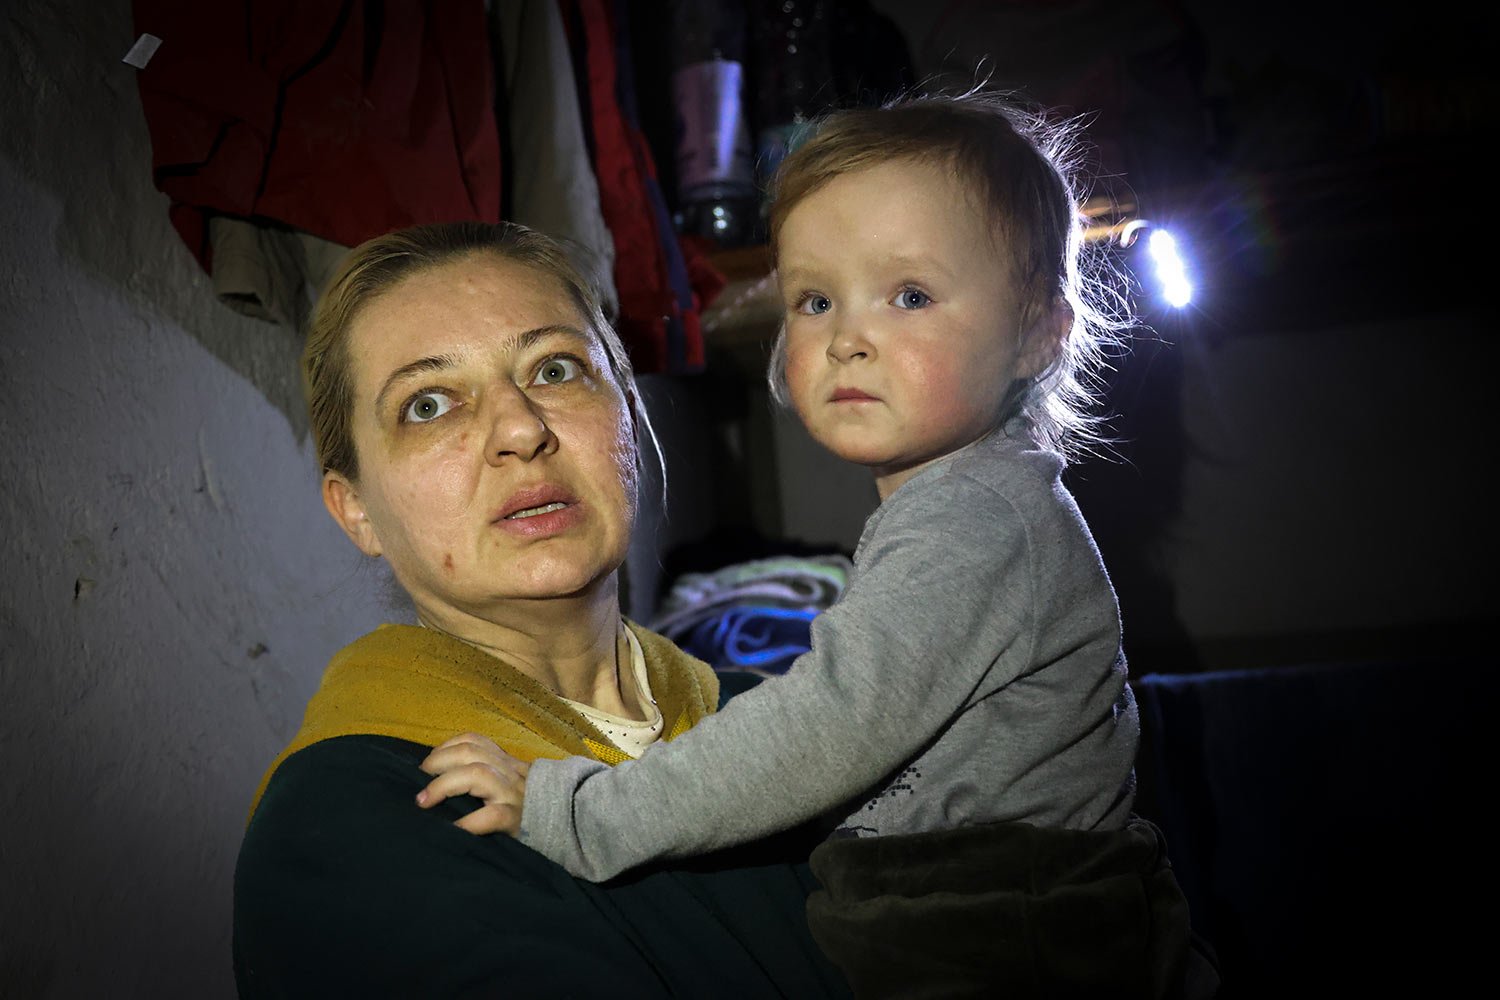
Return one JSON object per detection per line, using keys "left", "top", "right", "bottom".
{"left": 669, "top": 0, "right": 758, "bottom": 248}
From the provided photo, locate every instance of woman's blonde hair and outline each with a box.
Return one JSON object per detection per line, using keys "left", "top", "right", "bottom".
{"left": 302, "top": 221, "right": 658, "bottom": 483}
{"left": 766, "top": 87, "right": 1133, "bottom": 460}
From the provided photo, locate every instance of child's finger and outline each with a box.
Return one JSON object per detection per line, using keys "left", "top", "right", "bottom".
{"left": 420, "top": 743, "right": 479, "bottom": 776}
{"left": 432, "top": 732, "right": 499, "bottom": 754}
{"left": 420, "top": 739, "right": 524, "bottom": 776}
{"left": 454, "top": 803, "right": 522, "bottom": 837}
{"left": 420, "top": 737, "right": 492, "bottom": 774}
{"left": 415, "top": 762, "right": 516, "bottom": 809}
{"left": 421, "top": 743, "right": 508, "bottom": 777}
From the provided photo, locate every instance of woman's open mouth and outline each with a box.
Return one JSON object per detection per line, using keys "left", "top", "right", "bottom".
{"left": 505, "top": 501, "right": 568, "bottom": 520}
{"left": 493, "top": 487, "right": 583, "bottom": 537}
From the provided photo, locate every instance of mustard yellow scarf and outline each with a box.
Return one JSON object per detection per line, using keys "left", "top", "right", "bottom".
{"left": 248, "top": 621, "right": 719, "bottom": 819}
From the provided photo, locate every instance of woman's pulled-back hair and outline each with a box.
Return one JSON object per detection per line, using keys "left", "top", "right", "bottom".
{"left": 766, "top": 87, "right": 1134, "bottom": 460}
{"left": 303, "top": 220, "right": 655, "bottom": 483}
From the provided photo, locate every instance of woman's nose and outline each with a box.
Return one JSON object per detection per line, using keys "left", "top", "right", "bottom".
{"left": 483, "top": 385, "right": 556, "bottom": 465}
{"left": 827, "top": 313, "right": 874, "bottom": 364}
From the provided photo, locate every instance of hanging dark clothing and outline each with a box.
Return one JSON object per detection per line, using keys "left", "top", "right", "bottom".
{"left": 560, "top": 0, "right": 721, "bottom": 375}
{"left": 131, "top": 0, "right": 502, "bottom": 271}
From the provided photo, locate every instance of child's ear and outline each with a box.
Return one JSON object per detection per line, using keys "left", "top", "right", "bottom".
{"left": 1018, "top": 299, "right": 1072, "bottom": 380}
{"left": 322, "top": 471, "right": 383, "bottom": 557}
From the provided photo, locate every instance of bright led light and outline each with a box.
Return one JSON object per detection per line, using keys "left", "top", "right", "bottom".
{"left": 1161, "top": 276, "right": 1192, "bottom": 308}
{"left": 1146, "top": 227, "right": 1193, "bottom": 307}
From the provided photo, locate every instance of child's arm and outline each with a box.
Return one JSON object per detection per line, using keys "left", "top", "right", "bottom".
{"left": 517, "top": 473, "right": 1071, "bottom": 882}
{"left": 415, "top": 732, "right": 530, "bottom": 835}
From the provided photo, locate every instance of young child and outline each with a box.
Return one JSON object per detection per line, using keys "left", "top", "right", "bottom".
{"left": 419, "top": 89, "right": 1212, "bottom": 996}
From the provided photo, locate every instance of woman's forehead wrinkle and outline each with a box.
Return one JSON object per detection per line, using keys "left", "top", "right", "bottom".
{"left": 496, "top": 323, "right": 590, "bottom": 353}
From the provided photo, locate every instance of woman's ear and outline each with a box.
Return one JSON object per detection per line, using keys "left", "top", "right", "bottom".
{"left": 322, "top": 471, "right": 383, "bottom": 557}
{"left": 1018, "top": 299, "right": 1072, "bottom": 380}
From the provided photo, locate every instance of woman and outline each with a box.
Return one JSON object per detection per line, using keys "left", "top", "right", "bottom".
{"left": 231, "top": 222, "right": 849, "bottom": 997}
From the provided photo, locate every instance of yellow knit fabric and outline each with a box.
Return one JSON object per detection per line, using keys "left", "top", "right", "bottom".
{"left": 247, "top": 621, "right": 719, "bottom": 820}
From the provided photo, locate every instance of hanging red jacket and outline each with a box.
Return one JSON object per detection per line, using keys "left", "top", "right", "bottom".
{"left": 561, "top": 0, "right": 720, "bottom": 375}
{"left": 131, "top": 0, "right": 501, "bottom": 271}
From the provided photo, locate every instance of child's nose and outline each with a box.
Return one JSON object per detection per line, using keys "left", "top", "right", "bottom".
{"left": 827, "top": 313, "right": 874, "bottom": 363}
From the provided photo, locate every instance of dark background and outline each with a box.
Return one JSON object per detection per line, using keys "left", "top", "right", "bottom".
{"left": 628, "top": 7, "right": 1497, "bottom": 993}
{"left": 630, "top": 0, "right": 1494, "bottom": 677}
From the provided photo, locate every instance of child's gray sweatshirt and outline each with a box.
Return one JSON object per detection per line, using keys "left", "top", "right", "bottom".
{"left": 519, "top": 429, "right": 1140, "bottom": 881}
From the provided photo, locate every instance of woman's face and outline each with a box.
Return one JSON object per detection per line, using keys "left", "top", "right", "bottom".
{"left": 323, "top": 253, "right": 638, "bottom": 620}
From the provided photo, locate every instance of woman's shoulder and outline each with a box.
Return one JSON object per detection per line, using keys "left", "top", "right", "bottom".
{"left": 326, "top": 621, "right": 438, "bottom": 664}
{"left": 235, "top": 733, "right": 852, "bottom": 998}
{"left": 235, "top": 734, "right": 618, "bottom": 994}
{"left": 244, "top": 734, "right": 445, "bottom": 844}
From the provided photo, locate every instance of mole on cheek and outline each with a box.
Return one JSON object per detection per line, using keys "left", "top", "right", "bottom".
{"left": 444, "top": 553, "right": 454, "bottom": 573}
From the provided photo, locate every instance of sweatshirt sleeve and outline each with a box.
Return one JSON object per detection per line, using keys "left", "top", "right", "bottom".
{"left": 519, "top": 473, "right": 1040, "bottom": 881}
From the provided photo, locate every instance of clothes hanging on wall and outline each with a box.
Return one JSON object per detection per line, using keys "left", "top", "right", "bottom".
{"left": 131, "top": 0, "right": 718, "bottom": 375}
{"left": 490, "top": 0, "right": 620, "bottom": 321}
{"left": 132, "top": 0, "right": 502, "bottom": 268}
{"left": 208, "top": 216, "right": 349, "bottom": 331}
{"left": 560, "top": 0, "right": 719, "bottom": 375}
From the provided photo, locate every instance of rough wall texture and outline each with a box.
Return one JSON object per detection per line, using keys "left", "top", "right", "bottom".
{"left": 1, "top": 3, "right": 394, "bottom": 995}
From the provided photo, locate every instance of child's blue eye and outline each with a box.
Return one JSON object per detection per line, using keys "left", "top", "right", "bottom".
{"left": 893, "top": 288, "right": 931, "bottom": 310}
{"left": 403, "top": 391, "right": 456, "bottom": 424}
{"left": 797, "top": 294, "right": 832, "bottom": 315}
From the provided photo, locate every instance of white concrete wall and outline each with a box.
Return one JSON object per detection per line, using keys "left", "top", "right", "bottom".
{"left": 1, "top": 4, "right": 395, "bottom": 995}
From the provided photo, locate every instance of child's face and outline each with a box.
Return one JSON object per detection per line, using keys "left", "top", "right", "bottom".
{"left": 777, "top": 159, "right": 1048, "bottom": 499}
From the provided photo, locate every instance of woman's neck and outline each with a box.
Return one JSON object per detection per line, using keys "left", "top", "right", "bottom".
{"left": 410, "top": 582, "right": 646, "bottom": 720}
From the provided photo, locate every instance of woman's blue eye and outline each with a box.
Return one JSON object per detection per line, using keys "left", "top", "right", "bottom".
{"left": 797, "top": 294, "right": 832, "bottom": 315}
{"left": 893, "top": 288, "right": 931, "bottom": 310}
{"left": 532, "top": 356, "right": 581, "bottom": 386}
{"left": 403, "top": 392, "right": 455, "bottom": 423}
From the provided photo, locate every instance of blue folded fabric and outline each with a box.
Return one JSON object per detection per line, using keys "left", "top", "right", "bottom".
{"left": 653, "top": 556, "right": 851, "bottom": 630}
{"left": 674, "top": 605, "right": 819, "bottom": 676}
{"left": 651, "top": 555, "right": 853, "bottom": 676}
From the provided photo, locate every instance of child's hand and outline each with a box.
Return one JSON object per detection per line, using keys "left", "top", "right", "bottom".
{"left": 416, "top": 732, "right": 530, "bottom": 836}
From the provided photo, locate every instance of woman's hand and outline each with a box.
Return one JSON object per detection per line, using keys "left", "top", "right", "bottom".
{"left": 417, "top": 732, "right": 530, "bottom": 836}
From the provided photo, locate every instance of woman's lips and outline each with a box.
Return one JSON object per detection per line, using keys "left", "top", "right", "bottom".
{"left": 830, "top": 388, "right": 878, "bottom": 402}
{"left": 493, "top": 485, "right": 583, "bottom": 537}
{"left": 496, "top": 484, "right": 575, "bottom": 519}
